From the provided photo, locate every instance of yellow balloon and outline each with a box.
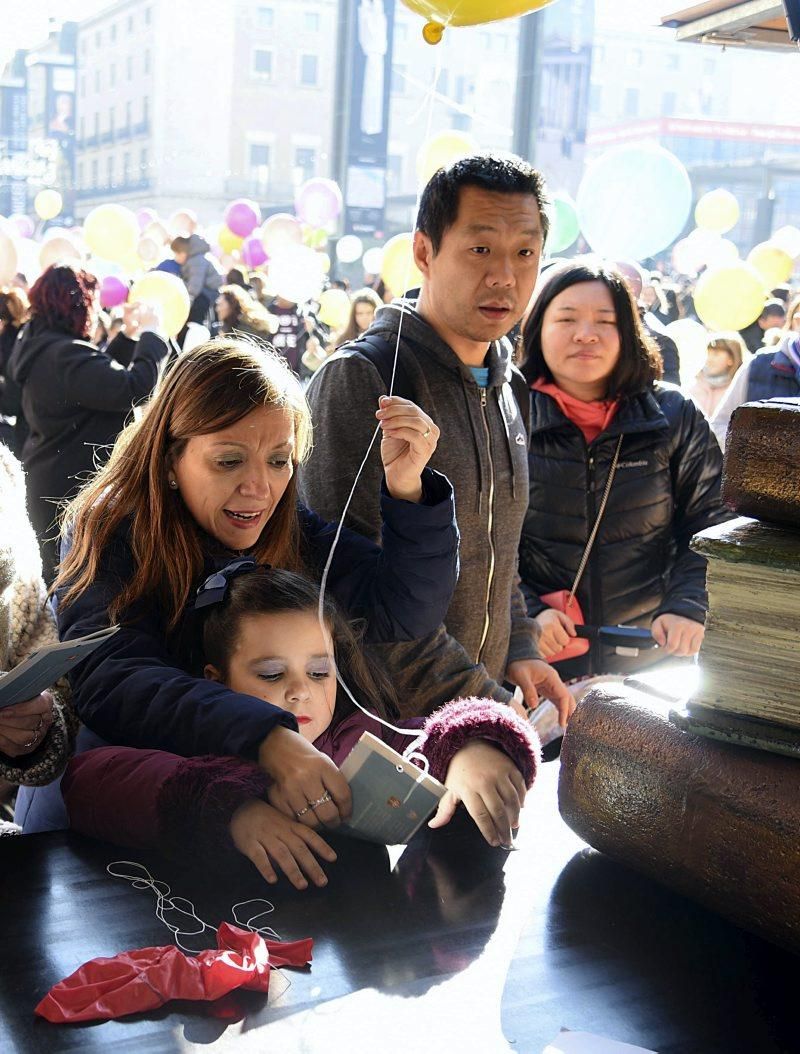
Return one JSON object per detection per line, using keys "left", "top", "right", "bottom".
{"left": 39, "top": 236, "right": 82, "bottom": 271}
{"left": 317, "top": 288, "right": 352, "bottom": 331}
{"left": 401, "top": 0, "right": 558, "bottom": 41}
{"left": 34, "top": 189, "right": 63, "bottom": 221}
{"left": 129, "top": 271, "right": 190, "bottom": 338}
{"left": 694, "top": 189, "right": 740, "bottom": 235}
{"left": 83, "top": 205, "right": 139, "bottom": 263}
{"left": 694, "top": 263, "right": 767, "bottom": 331}
{"left": 218, "top": 226, "right": 244, "bottom": 254}
{"left": 747, "top": 242, "right": 793, "bottom": 287}
{"left": 380, "top": 233, "right": 423, "bottom": 297}
{"left": 417, "top": 130, "right": 478, "bottom": 185}
{"left": 0, "top": 228, "right": 18, "bottom": 285}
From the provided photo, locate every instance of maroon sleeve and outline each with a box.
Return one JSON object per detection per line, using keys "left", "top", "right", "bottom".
{"left": 417, "top": 697, "right": 541, "bottom": 787}
{"left": 62, "top": 747, "right": 269, "bottom": 861}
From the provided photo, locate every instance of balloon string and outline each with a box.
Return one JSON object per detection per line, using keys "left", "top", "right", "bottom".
{"left": 316, "top": 53, "right": 443, "bottom": 762}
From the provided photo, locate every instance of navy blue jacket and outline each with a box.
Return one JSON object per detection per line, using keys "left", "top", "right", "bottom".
{"left": 745, "top": 345, "right": 800, "bottom": 402}
{"left": 56, "top": 469, "right": 458, "bottom": 761}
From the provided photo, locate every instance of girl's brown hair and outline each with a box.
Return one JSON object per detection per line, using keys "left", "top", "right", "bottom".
{"left": 336, "top": 288, "right": 382, "bottom": 347}
{"left": 55, "top": 338, "right": 313, "bottom": 631}
{"left": 202, "top": 565, "right": 399, "bottom": 723}
{"left": 218, "top": 284, "right": 278, "bottom": 336}
{"left": 0, "top": 286, "right": 30, "bottom": 328}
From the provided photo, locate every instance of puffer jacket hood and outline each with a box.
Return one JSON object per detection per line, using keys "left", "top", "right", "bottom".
{"left": 8, "top": 317, "right": 70, "bottom": 387}
{"left": 185, "top": 233, "right": 212, "bottom": 257}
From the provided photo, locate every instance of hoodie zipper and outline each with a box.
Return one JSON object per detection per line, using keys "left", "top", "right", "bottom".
{"left": 477, "top": 387, "right": 496, "bottom": 663}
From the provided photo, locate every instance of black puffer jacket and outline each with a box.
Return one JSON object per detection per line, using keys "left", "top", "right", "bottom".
{"left": 518, "top": 383, "right": 728, "bottom": 678}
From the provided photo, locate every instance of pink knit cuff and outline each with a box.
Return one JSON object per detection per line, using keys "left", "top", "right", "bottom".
{"left": 419, "top": 697, "right": 541, "bottom": 786}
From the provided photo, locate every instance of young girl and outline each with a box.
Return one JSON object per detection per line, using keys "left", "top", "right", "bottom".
{"left": 62, "top": 563, "right": 539, "bottom": 891}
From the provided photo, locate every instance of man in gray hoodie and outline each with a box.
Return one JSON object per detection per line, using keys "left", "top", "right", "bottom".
{"left": 301, "top": 154, "right": 573, "bottom": 724}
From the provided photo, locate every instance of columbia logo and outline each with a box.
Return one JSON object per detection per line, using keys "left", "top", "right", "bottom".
{"left": 618, "top": 459, "right": 648, "bottom": 469}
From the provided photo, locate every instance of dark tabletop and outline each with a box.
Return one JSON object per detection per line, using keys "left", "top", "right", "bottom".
{"left": 1, "top": 760, "right": 797, "bottom": 1054}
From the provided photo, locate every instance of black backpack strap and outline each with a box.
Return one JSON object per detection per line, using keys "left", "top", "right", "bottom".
{"left": 508, "top": 366, "right": 531, "bottom": 438}
{"left": 350, "top": 334, "right": 413, "bottom": 402}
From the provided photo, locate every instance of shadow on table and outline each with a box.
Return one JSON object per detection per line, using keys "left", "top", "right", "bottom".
{"left": 542, "top": 848, "right": 798, "bottom": 1054}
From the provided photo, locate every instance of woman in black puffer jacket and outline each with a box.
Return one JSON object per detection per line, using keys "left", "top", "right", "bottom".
{"left": 518, "top": 260, "right": 728, "bottom": 680}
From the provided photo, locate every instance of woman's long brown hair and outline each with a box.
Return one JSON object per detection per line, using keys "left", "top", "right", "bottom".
{"left": 55, "top": 338, "right": 313, "bottom": 632}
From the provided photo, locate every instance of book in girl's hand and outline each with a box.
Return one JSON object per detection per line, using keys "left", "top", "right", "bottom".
{"left": 0, "top": 626, "right": 120, "bottom": 709}
{"left": 337, "top": 732, "right": 446, "bottom": 845}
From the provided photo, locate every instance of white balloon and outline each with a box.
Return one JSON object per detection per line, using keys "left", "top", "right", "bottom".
{"left": 362, "top": 247, "right": 384, "bottom": 275}
{"left": 336, "top": 235, "right": 363, "bottom": 264}
{"left": 269, "top": 245, "right": 325, "bottom": 305}
{"left": 771, "top": 225, "right": 800, "bottom": 261}
{"left": 665, "top": 318, "right": 711, "bottom": 387}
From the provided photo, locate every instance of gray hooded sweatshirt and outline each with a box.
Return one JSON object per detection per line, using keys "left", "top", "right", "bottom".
{"left": 300, "top": 300, "right": 540, "bottom": 715}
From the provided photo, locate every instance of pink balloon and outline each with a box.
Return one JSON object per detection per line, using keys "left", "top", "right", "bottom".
{"left": 295, "top": 178, "right": 342, "bottom": 228}
{"left": 100, "top": 275, "right": 129, "bottom": 309}
{"left": 242, "top": 235, "right": 267, "bottom": 269}
{"left": 10, "top": 214, "right": 34, "bottom": 239}
{"left": 224, "top": 199, "right": 261, "bottom": 238}
{"left": 137, "top": 207, "right": 158, "bottom": 232}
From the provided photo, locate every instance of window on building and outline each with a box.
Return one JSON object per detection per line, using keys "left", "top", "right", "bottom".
{"left": 95, "top": 30, "right": 101, "bottom": 47}
{"left": 144, "top": 7, "right": 151, "bottom": 25}
{"left": 304, "top": 11, "right": 320, "bottom": 32}
{"left": 256, "top": 6, "right": 274, "bottom": 28}
{"left": 95, "top": 70, "right": 101, "bottom": 92}
{"left": 81, "top": 37, "right": 87, "bottom": 56}
{"left": 253, "top": 49, "right": 273, "bottom": 77}
{"left": 128, "top": 14, "right": 134, "bottom": 32}
{"left": 392, "top": 64, "right": 406, "bottom": 95}
{"left": 144, "top": 49, "right": 151, "bottom": 74}
{"left": 299, "top": 54, "right": 318, "bottom": 87}
{"left": 109, "top": 63, "right": 116, "bottom": 87}
{"left": 294, "top": 146, "right": 316, "bottom": 184}
{"left": 661, "top": 91, "right": 677, "bottom": 117}
{"left": 387, "top": 153, "right": 402, "bottom": 193}
{"left": 80, "top": 75, "right": 86, "bottom": 98}
{"left": 628, "top": 48, "right": 643, "bottom": 68}
{"left": 139, "top": 147, "right": 148, "bottom": 176}
{"left": 110, "top": 23, "right": 117, "bottom": 42}
{"left": 93, "top": 112, "right": 100, "bottom": 137}
{"left": 438, "top": 70, "right": 448, "bottom": 95}
{"left": 108, "top": 106, "right": 115, "bottom": 133}
{"left": 125, "top": 100, "right": 132, "bottom": 128}
{"left": 142, "top": 97, "right": 149, "bottom": 124}
{"left": 623, "top": 87, "right": 639, "bottom": 117}
{"left": 80, "top": 116, "right": 86, "bottom": 140}
{"left": 589, "top": 84, "right": 602, "bottom": 114}
{"left": 91, "top": 158, "right": 98, "bottom": 187}
{"left": 250, "top": 143, "right": 270, "bottom": 169}
{"left": 77, "top": 161, "right": 84, "bottom": 188}
{"left": 126, "top": 55, "right": 133, "bottom": 80}
{"left": 106, "top": 155, "right": 114, "bottom": 187}
{"left": 123, "top": 151, "right": 130, "bottom": 184}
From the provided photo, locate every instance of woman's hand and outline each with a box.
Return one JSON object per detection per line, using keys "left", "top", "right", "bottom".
{"left": 229, "top": 799, "right": 337, "bottom": 890}
{"left": 428, "top": 740, "right": 527, "bottom": 848}
{"left": 506, "top": 658, "right": 576, "bottom": 727}
{"left": 375, "top": 395, "right": 439, "bottom": 503}
{"left": 651, "top": 613, "right": 705, "bottom": 657}
{"left": 259, "top": 725, "right": 352, "bottom": 829}
{"left": 534, "top": 608, "right": 576, "bottom": 660}
{"left": 0, "top": 692, "right": 54, "bottom": 758}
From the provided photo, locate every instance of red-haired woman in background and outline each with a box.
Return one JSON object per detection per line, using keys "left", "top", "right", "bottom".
{"left": 7, "top": 264, "right": 169, "bottom": 582}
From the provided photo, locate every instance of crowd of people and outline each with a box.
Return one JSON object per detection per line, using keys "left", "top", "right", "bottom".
{"left": 0, "top": 151, "right": 796, "bottom": 890}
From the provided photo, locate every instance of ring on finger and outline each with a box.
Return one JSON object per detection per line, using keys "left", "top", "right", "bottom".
{"left": 310, "top": 792, "right": 332, "bottom": 810}
{"left": 422, "top": 427, "right": 431, "bottom": 439}
{"left": 295, "top": 803, "right": 314, "bottom": 819}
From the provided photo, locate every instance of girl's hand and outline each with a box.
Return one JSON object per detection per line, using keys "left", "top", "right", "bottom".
{"left": 259, "top": 725, "right": 352, "bottom": 829}
{"left": 534, "top": 608, "right": 576, "bottom": 659}
{"left": 428, "top": 740, "right": 527, "bottom": 848}
{"left": 229, "top": 799, "right": 337, "bottom": 890}
{"left": 375, "top": 395, "right": 439, "bottom": 503}
{"left": 651, "top": 613, "right": 705, "bottom": 657}
{"left": 0, "top": 692, "right": 54, "bottom": 758}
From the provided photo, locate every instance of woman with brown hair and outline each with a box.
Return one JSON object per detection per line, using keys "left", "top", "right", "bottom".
{"left": 7, "top": 263, "right": 169, "bottom": 581}
{"left": 34, "top": 338, "right": 455, "bottom": 833}
{"left": 335, "top": 288, "right": 382, "bottom": 348}
{"left": 214, "top": 284, "right": 278, "bottom": 342}
{"left": 684, "top": 332, "right": 747, "bottom": 419}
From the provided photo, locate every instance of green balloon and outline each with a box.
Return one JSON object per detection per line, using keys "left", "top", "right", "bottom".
{"left": 548, "top": 193, "right": 580, "bottom": 253}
